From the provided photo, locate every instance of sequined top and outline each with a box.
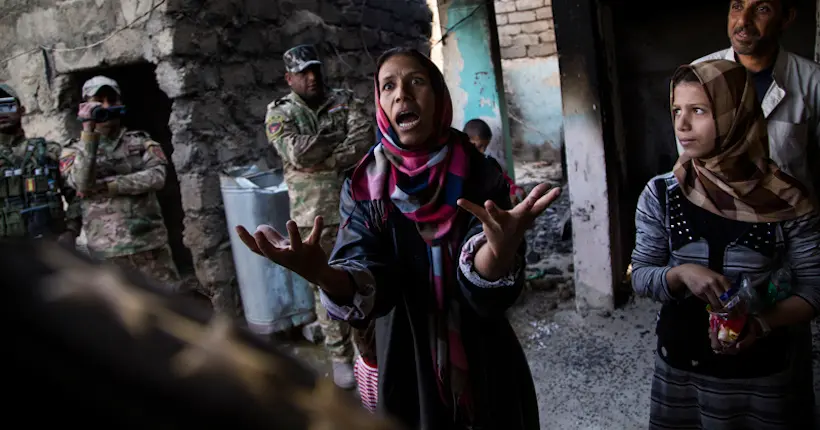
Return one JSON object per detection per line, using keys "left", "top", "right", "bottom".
{"left": 631, "top": 172, "right": 820, "bottom": 377}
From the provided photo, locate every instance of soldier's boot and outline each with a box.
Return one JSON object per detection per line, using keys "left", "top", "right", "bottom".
{"left": 333, "top": 361, "right": 356, "bottom": 390}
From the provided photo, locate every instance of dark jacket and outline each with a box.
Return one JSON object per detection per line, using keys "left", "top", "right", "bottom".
{"left": 329, "top": 147, "right": 539, "bottom": 430}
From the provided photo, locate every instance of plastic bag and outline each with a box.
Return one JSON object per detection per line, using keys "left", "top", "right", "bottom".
{"left": 707, "top": 273, "right": 757, "bottom": 345}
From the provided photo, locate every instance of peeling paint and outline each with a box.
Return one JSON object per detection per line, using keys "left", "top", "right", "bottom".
{"left": 441, "top": 3, "right": 511, "bottom": 172}
{"left": 502, "top": 56, "right": 563, "bottom": 153}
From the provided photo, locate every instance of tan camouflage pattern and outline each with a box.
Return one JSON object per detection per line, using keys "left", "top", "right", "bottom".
{"left": 5, "top": 240, "right": 404, "bottom": 430}
{"left": 671, "top": 60, "right": 815, "bottom": 223}
{"left": 60, "top": 128, "right": 172, "bottom": 259}
{"left": 0, "top": 133, "right": 81, "bottom": 236}
{"left": 299, "top": 224, "right": 353, "bottom": 363}
{"left": 108, "top": 244, "right": 181, "bottom": 293}
{"left": 266, "top": 88, "right": 374, "bottom": 227}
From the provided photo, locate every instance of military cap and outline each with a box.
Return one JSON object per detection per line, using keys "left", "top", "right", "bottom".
{"left": 283, "top": 45, "right": 322, "bottom": 74}
{"left": 82, "top": 76, "right": 121, "bottom": 99}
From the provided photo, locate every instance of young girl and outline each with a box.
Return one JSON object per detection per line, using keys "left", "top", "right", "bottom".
{"left": 631, "top": 59, "right": 820, "bottom": 429}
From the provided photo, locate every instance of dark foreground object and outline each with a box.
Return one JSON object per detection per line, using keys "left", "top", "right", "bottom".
{"left": 0, "top": 239, "right": 402, "bottom": 430}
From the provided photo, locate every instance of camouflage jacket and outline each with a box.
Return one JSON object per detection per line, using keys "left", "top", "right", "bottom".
{"left": 60, "top": 128, "right": 169, "bottom": 259}
{"left": 265, "top": 88, "right": 374, "bottom": 227}
{"left": 0, "top": 133, "right": 81, "bottom": 238}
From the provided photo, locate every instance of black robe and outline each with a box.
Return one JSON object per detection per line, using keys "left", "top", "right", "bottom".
{"left": 329, "top": 148, "right": 539, "bottom": 430}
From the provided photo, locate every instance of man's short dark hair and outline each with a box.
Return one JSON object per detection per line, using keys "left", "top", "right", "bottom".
{"left": 464, "top": 119, "right": 492, "bottom": 141}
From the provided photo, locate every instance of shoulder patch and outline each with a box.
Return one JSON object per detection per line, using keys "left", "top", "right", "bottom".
{"left": 59, "top": 153, "right": 76, "bottom": 173}
{"left": 266, "top": 115, "right": 285, "bottom": 138}
{"left": 146, "top": 143, "right": 167, "bottom": 162}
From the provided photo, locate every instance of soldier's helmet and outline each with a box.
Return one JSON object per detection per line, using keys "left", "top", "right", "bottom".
{"left": 82, "top": 76, "right": 122, "bottom": 100}
{"left": 283, "top": 45, "right": 322, "bottom": 74}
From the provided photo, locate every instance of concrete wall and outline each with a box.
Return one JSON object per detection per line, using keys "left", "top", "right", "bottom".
{"left": 495, "top": 0, "right": 562, "bottom": 163}
{"left": 501, "top": 56, "right": 562, "bottom": 162}
{"left": 0, "top": 0, "right": 432, "bottom": 312}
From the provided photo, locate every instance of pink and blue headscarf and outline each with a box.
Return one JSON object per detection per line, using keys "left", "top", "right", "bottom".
{"left": 348, "top": 48, "right": 474, "bottom": 420}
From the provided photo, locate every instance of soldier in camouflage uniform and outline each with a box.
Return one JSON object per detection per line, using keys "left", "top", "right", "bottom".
{"left": 60, "top": 76, "right": 180, "bottom": 291}
{"left": 265, "top": 45, "right": 374, "bottom": 390}
{"left": 0, "top": 83, "right": 80, "bottom": 244}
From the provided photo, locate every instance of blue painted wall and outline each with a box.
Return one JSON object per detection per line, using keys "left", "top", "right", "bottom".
{"left": 442, "top": 2, "right": 514, "bottom": 175}
{"left": 502, "top": 56, "right": 564, "bottom": 160}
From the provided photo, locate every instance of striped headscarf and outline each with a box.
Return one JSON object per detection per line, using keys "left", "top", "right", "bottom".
{"left": 349, "top": 48, "right": 473, "bottom": 419}
{"left": 672, "top": 59, "right": 814, "bottom": 223}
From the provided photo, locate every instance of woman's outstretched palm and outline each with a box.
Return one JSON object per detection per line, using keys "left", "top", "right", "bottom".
{"left": 457, "top": 183, "right": 561, "bottom": 260}
{"left": 235, "top": 216, "right": 328, "bottom": 285}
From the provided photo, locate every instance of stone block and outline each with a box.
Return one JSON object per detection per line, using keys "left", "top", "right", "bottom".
{"left": 536, "top": 6, "right": 553, "bottom": 20}
{"left": 194, "top": 246, "right": 236, "bottom": 286}
{"left": 528, "top": 43, "right": 556, "bottom": 57}
{"left": 219, "top": 63, "right": 256, "bottom": 89}
{"left": 521, "top": 20, "right": 550, "bottom": 33}
{"left": 254, "top": 58, "right": 286, "bottom": 86}
{"left": 318, "top": 1, "right": 343, "bottom": 24}
{"left": 288, "top": 25, "right": 326, "bottom": 47}
{"left": 495, "top": 2, "right": 516, "bottom": 13}
{"left": 282, "top": 10, "right": 326, "bottom": 36}
{"left": 498, "top": 24, "right": 522, "bottom": 36}
{"left": 539, "top": 30, "right": 556, "bottom": 43}
{"left": 361, "top": 7, "right": 391, "bottom": 28}
{"left": 155, "top": 60, "right": 190, "bottom": 99}
{"left": 244, "top": 0, "right": 280, "bottom": 20}
{"left": 216, "top": 132, "right": 261, "bottom": 165}
{"left": 237, "top": 27, "right": 265, "bottom": 54}
{"left": 179, "top": 172, "right": 222, "bottom": 212}
{"left": 21, "top": 112, "right": 75, "bottom": 145}
{"left": 152, "top": 27, "right": 176, "bottom": 58}
{"left": 496, "top": 13, "right": 508, "bottom": 25}
{"left": 499, "top": 34, "right": 513, "bottom": 48}
{"left": 508, "top": 11, "right": 536, "bottom": 23}
{"left": 501, "top": 45, "right": 527, "bottom": 59}
{"left": 512, "top": 34, "right": 539, "bottom": 47}
{"left": 182, "top": 212, "right": 228, "bottom": 252}
{"left": 170, "top": 140, "right": 207, "bottom": 173}
{"left": 289, "top": 0, "right": 319, "bottom": 13}
{"left": 515, "top": 0, "right": 544, "bottom": 11}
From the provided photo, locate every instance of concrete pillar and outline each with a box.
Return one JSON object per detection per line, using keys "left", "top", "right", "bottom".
{"left": 435, "top": 0, "right": 515, "bottom": 177}
{"left": 553, "top": 0, "right": 618, "bottom": 311}
{"left": 816, "top": 0, "right": 820, "bottom": 63}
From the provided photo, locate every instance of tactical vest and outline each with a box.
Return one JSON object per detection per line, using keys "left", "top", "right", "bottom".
{"left": 0, "top": 138, "right": 65, "bottom": 238}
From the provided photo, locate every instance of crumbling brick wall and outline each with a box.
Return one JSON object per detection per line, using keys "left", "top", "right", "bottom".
{"left": 0, "top": 0, "right": 432, "bottom": 313}
{"left": 495, "top": 0, "right": 556, "bottom": 59}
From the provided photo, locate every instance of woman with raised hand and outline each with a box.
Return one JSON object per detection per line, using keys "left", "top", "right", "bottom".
{"left": 236, "top": 47, "right": 554, "bottom": 429}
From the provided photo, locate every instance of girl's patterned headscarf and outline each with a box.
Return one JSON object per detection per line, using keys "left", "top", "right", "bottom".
{"left": 672, "top": 59, "right": 814, "bottom": 223}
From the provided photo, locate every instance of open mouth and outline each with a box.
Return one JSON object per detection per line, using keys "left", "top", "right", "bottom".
{"left": 396, "top": 110, "right": 420, "bottom": 131}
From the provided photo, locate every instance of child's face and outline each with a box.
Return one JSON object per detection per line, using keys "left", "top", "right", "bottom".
{"left": 469, "top": 136, "right": 490, "bottom": 153}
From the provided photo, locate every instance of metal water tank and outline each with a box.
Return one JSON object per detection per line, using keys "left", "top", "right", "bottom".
{"left": 220, "top": 166, "right": 315, "bottom": 335}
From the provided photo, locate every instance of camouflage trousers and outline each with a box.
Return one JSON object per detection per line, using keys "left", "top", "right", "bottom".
{"left": 108, "top": 245, "right": 181, "bottom": 293}
{"left": 299, "top": 225, "right": 354, "bottom": 364}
